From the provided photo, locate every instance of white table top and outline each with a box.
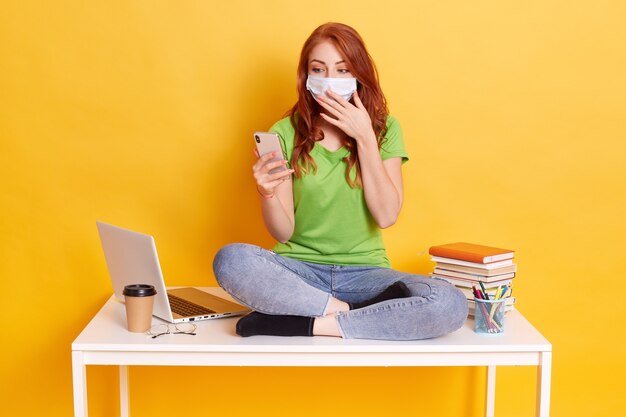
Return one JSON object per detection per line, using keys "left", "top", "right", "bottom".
{"left": 73, "top": 287, "right": 551, "bottom": 354}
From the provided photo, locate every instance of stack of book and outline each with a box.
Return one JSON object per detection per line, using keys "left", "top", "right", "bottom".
{"left": 429, "top": 242, "right": 517, "bottom": 316}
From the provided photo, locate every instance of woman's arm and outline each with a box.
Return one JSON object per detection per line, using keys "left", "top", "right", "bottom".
{"left": 356, "top": 142, "right": 403, "bottom": 228}
{"left": 253, "top": 151, "right": 295, "bottom": 242}
{"left": 317, "top": 90, "right": 404, "bottom": 228}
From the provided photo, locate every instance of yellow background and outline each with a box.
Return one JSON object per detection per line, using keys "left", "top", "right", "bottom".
{"left": 1, "top": 1, "right": 625, "bottom": 416}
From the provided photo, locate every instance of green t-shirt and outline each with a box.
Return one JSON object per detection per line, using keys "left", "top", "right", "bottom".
{"left": 270, "top": 115, "right": 408, "bottom": 268}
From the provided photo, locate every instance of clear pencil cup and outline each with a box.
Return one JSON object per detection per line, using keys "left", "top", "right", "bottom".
{"left": 474, "top": 298, "right": 505, "bottom": 334}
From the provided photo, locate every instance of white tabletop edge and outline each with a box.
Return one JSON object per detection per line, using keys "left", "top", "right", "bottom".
{"left": 72, "top": 289, "right": 551, "bottom": 354}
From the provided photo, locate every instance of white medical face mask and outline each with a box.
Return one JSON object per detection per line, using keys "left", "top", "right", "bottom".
{"left": 306, "top": 75, "right": 357, "bottom": 102}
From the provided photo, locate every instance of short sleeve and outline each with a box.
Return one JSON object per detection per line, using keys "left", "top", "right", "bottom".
{"left": 379, "top": 115, "right": 409, "bottom": 164}
{"left": 269, "top": 117, "right": 295, "bottom": 161}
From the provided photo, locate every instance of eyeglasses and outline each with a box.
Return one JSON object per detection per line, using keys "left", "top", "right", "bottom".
{"left": 146, "top": 323, "right": 197, "bottom": 339}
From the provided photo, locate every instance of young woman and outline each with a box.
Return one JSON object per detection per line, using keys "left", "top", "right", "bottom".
{"left": 213, "top": 23, "right": 467, "bottom": 340}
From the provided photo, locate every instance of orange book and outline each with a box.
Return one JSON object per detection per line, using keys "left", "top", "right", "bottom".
{"left": 429, "top": 242, "right": 514, "bottom": 264}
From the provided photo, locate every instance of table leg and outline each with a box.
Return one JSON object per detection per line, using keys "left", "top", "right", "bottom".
{"left": 485, "top": 365, "right": 496, "bottom": 417}
{"left": 72, "top": 351, "right": 88, "bottom": 417}
{"left": 536, "top": 351, "right": 552, "bottom": 417}
{"left": 120, "top": 365, "right": 130, "bottom": 417}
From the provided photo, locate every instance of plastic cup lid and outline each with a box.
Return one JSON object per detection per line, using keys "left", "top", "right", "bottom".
{"left": 123, "top": 284, "right": 157, "bottom": 297}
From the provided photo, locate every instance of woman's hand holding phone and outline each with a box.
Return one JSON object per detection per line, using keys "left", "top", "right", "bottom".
{"left": 252, "top": 133, "right": 294, "bottom": 198}
{"left": 253, "top": 150, "right": 293, "bottom": 198}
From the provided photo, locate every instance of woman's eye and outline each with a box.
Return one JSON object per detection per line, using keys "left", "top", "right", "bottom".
{"left": 338, "top": 69, "right": 350, "bottom": 74}
{"left": 311, "top": 68, "right": 324, "bottom": 73}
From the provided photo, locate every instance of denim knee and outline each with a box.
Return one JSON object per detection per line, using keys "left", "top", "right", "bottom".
{"left": 416, "top": 279, "right": 468, "bottom": 337}
{"left": 438, "top": 281, "right": 469, "bottom": 332}
{"left": 212, "top": 243, "right": 256, "bottom": 289}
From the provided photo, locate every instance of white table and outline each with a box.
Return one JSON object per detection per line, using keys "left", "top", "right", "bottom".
{"left": 72, "top": 288, "right": 552, "bottom": 417}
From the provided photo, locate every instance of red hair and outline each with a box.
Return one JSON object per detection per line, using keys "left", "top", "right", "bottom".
{"left": 288, "top": 22, "right": 389, "bottom": 187}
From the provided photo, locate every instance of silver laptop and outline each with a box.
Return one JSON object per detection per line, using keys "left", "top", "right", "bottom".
{"left": 96, "top": 221, "right": 250, "bottom": 323}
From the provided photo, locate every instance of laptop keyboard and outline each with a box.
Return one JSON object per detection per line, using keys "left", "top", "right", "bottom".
{"left": 167, "top": 293, "right": 215, "bottom": 317}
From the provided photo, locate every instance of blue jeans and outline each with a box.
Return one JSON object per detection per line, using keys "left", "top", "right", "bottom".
{"left": 213, "top": 243, "right": 468, "bottom": 340}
